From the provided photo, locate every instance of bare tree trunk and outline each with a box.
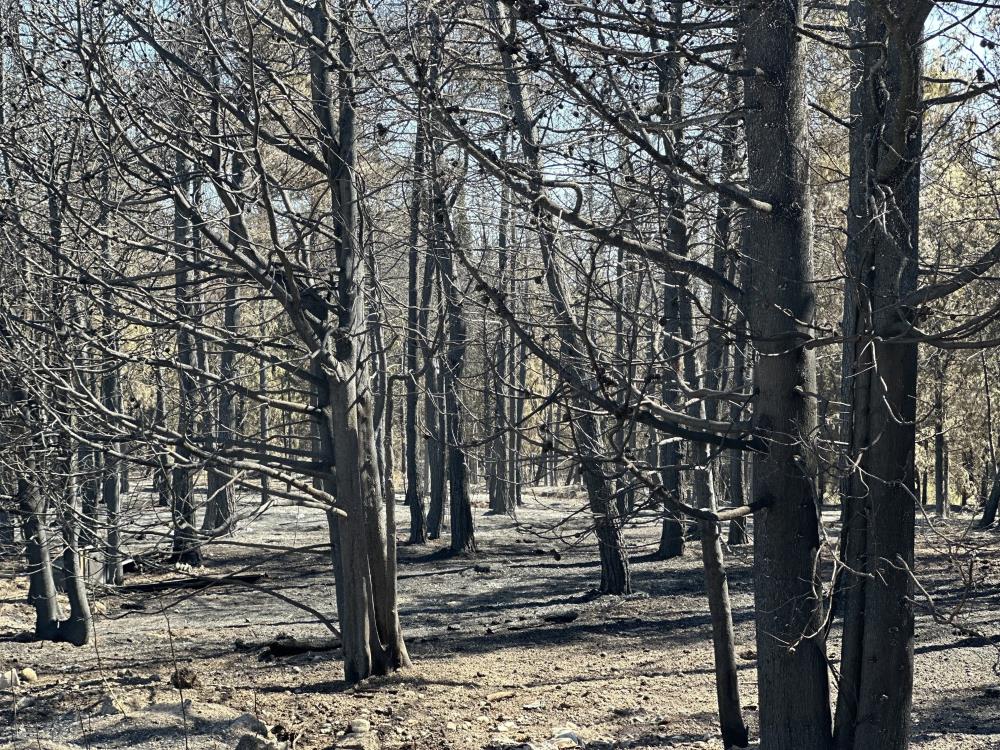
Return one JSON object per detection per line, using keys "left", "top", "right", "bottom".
{"left": 742, "top": 0, "right": 832, "bottom": 744}
{"left": 19, "top": 454, "right": 61, "bottom": 641}
{"left": 203, "top": 158, "right": 245, "bottom": 535}
{"left": 404, "top": 116, "right": 428, "bottom": 544}
{"left": 488, "top": 170, "right": 516, "bottom": 516}
{"left": 309, "top": 0, "right": 408, "bottom": 681}
{"left": 58, "top": 442, "right": 94, "bottom": 646}
{"left": 170, "top": 151, "right": 201, "bottom": 566}
{"left": 726, "top": 319, "right": 749, "bottom": 546}
{"left": 834, "top": 4, "right": 927, "bottom": 749}
{"left": 486, "top": 0, "right": 629, "bottom": 592}
{"left": 422, "top": 258, "right": 447, "bottom": 540}
{"left": 152, "top": 368, "right": 172, "bottom": 507}
{"left": 259, "top": 341, "right": 271, "bottom": 506}
{"left": 429, "top": 144, "right": 476, "bottom": 554}
{"left": 934, "top": 368, "right": 948, "bottom": 518}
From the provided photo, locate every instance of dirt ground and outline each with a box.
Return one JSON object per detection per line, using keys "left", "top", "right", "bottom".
{"left": 2, "top": 485, "right": 999, "bottom": 749}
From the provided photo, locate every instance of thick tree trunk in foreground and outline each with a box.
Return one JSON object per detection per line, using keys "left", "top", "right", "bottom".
{"left": 834, "top": 4, "right": 927, "bottom": 748}
{"left": 310, "top": 0, "right": 408, "bottom": 682}
{"left": 979, "top": 471, "right": 1000, "bottom": 528}
{"left": 742, "top": 0, "right": 832, "bottom": 745}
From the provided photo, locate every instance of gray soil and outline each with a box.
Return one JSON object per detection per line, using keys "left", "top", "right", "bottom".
{"left": 1, "top": 485, "right": 998, "bottom": 749}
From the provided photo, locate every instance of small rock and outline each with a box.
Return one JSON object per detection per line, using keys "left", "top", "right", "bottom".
{"left": 20, "top": 667, "right": 38, "bottom": 683}
{"left": 487, "top": 690, "right": 516, "bottom": 702}
{"left": 542, "top": 610, "right": 579, "bottom": 625}
{"left": 336, "top": 733, "right": 380, "bottom": 750}
{"left": 230, "top": 713, "right": 270, "bottom": 737}
{"left": 170, "top": 666, "right": 199, "bottom": 689}
{"left": 235, "top": 735, "right": 281, "bottom": 750}
{"left": 446, "top": 722, "right": 457, "bottom": 730}
{"left": 98, "top": 694, "right": 144, "bottom": 715}
{"left": 15, "top": 695, "right": 36, "bottom": 710}
{"left": 522, "top": 701, "right": 545, "bottom": 711}
{"left": 0, "top": 669, "right": 21, "bottom": 690}
{"left": 474, "top": 564, "right": 493, "bottom": 573}
{"left": 739, "top": 649, "right": 756, "bottom": 661}
{"left": 349, "top": 718, "right": 371, "bottom": 734}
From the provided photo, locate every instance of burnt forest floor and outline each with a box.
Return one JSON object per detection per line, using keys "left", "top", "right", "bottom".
{"left": 2, "top": 484, "right": 999, "bottom": 750}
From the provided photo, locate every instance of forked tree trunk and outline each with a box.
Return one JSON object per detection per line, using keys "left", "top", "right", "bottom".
{"left": 309, "top": 0, "right": 408, "bottom": 682}
{"left": 19, "top": 457, "right": 61, "bottom": 641}
{"left": 834, "top": 4, "right": 927, "bottom": 749}
{"left": 429, "top": 152, "right": 476, "bottom": 555}
{"left": 58, "top": 445, "right": 94, "bottom": 646}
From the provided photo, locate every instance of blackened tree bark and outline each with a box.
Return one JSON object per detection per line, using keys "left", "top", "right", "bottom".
{"left": 421, "top": 256, "right": 447, "bottom": 540}
{"left": 404, "top": 115, "right": 428, "bottom": 544}
{"left": 57, "top": 442, "right": 94, "bottom": 646}
{"left": 203, "top": 154, "right": 246, "bottom": 536}
{"left": 486, "top": 0, "right": 630, "bottom": 593}
{"left": 741, "top": 0, "right": 832, "bottom": 745}
{"left": 934, "top": 362, "right": 949, "bottom": 518}
{"left": 170, "top": 151, "right": 202, "bottom": 566}
{"left": 834, "top": 3, "right": 929, "bottom": 748}
{"left": 726, "top": 317, "right": 749, "bottom": 546}
{"left": 96, "top": 139, "right": 124, "bottom": 584}
{"left": 488, "top": 169, "right": 516, "bottom": 516}
{"left": 652, "top": 2, "right": 686, "bottom": 559}
{"left": 980, "top": 472, "right": 1000, "bottom": 528}
{"left": 18, "top": 452, "right": 61, "bottom": 641}
{"left": 309, "top": 0, "right": 408, "bottom": 681}
{"left": 419, "top": 28, "right": 477, "bottom": 553}
{"left": 428, "top": 127, "right": 476, "bottom": 554}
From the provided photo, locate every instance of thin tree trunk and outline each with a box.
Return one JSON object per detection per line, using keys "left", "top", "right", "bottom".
{"left": 429, "top": 135, "right": 476, "bottom": 554}
{"left": 935, "top": 370, "right": 948, "bottom": 518}
{"left": 485, "top": 0, "right": 629, "bottom": 593}
{"left": 203, "top": 156, "right": 246, "bottom": 535}
{"left": 422, "top": 259, "right": 447, "bottom": 540}
{"left": 170, "top": 151, "right": 201, "bottom": 566}
{"left": 404, "top": 118, "right": 429, "bottom": 543}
